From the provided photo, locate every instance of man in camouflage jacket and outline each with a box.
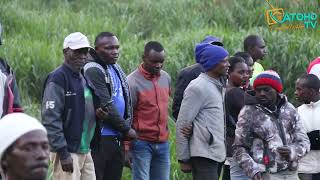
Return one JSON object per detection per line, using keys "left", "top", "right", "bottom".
{"left": 233, "top": 70, "right": 310, "bottom": 180}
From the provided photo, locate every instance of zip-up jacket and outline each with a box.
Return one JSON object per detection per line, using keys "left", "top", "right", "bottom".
{"left": 83, "top": 57, "right": 132, "bottom": 147}
{"left": 41, "top": 64, "right": 94, "bottom": 160}
{"left": 233, "top": 95, "right": 310, "bottom": 177}
{"left": 125, "top": 65, "right": 171, "bottom": 149}
{"left": 176, "top": 73, "right": 226, "bottom": 162}
{"left": 0, "top": 58, "right": 23, "bottom": 116}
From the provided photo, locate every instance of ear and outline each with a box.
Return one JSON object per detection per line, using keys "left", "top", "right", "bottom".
{"left": 142, "top": 54, "right": 146, "bottom": 61}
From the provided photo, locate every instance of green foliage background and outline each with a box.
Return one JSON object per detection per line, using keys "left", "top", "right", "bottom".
{"left": 0, "top": 0, "right": 319, "bottom": 179}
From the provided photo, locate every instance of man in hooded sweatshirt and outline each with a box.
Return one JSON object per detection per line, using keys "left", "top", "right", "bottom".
{"left": 176, "top": 43, "right": 230, "bottom": 180}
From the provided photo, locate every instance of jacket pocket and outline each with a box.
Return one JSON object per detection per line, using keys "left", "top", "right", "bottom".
{"left": 206, "top": 127, "right": 214, "bottom": 145}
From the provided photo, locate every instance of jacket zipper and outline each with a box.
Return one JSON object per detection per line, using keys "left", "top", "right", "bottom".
{"left": 153, "top": 80, "right": 161, "bottom": 142}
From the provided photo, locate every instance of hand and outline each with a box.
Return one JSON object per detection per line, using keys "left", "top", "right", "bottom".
{"left": 96, "top": 107, "right": 109, "bottom": 120}
{"left": 180, "top": 124, "right": 193, "bottom": 138}
{"left": 179, "top": 162, "right": 192, "bottom": 173}
{"left": 124, "top": 150, "right": 133, "bottom": 169}
{"left": 277, "top": 146, "right": 291, "bottom": 160}
{"left": 253, "top": 172, "right": 262, "bottom": 180}
{"left": 125, "top": 128, "right": 138, "bottom": 140}
{"left": 60, "top": 156, "right": 73, "bottom": 173}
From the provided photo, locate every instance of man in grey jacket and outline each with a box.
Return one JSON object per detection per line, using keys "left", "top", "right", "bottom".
{"left": 176, "top": 42, "right": 229, "bottom": 180}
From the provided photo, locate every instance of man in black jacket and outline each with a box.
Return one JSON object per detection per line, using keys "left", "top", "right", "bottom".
{"left": 42, "top": 32, "right": 96, "bottom": 180}
{"left": 83, "top": 32, "right": 136, "bottom": 180}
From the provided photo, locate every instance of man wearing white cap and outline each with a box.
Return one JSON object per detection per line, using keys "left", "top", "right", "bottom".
{"left": 0, "top": 113, "right": 49, "bottom": 180}
{"left": 42, "top": 32, "right": 96, "bottom": 180}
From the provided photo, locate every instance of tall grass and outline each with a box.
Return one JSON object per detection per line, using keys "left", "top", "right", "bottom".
{"left": 0, "top": 0, "right": 319, "bottom": 179}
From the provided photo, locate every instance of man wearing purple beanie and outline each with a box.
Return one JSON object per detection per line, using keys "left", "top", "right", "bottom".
{"left": 233, "top": 70, "right": 310, "bottom": 180}
{"left": 176, "top": 43, "right": 229, "bottom": 180}
{"left": 172, "top": 36, "right": 224, "bottom": 121}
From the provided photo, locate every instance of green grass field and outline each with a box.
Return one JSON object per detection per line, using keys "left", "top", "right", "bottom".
{"left": 1, "top": 0, "right": 320, "bottom": 179}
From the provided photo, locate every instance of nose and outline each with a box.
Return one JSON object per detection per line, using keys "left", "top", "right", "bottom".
{"left": 34, "top": 146, "right": 49, "bottom": 161}
{"left": 225, "top": 61, "right": 230, "bottom": 67}
{"left": 80, "top": 52, "right": 87, "bottom": 59}
{"left": 112, "top": 48, "right": 119, "bottom": 55}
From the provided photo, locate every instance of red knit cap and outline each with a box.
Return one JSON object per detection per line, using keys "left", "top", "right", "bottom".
{"left": 253, "top": 70, "right": 283, "bottom": 93}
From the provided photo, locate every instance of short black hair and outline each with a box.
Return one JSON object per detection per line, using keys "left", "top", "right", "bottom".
{"left": 243, "top": 35, "right": 262, "bottom": 51}
{"left": 234, "top": 51, "right": 253, "bottom": 66}
{"left": 94, "top": 32, "right": 115, "bottom": 46}
{"left": 228, "top": 56, "right": 246, "bottom": 73}
{"left": 144, "top": 41, "right": 164, "bottom": 55}
{"left": 298, "top": 74, "right": 320, "bottom": 91}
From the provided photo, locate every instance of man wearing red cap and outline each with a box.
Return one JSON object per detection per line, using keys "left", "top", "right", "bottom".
{"left": 233, "top": 70, "right": 310, "bottom": 180}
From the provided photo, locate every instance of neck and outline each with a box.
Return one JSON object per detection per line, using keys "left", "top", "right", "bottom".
{"left": 227, "top": 80, "right": 238, "bottom": 88}
{"left": 308, "top": 94, "right": 320, "bottom": 103}
{"left": 206, "top": 71, "right": 220, "bottom": 80}
{"left": 64, "top": 63, "right": 80, "bottom": 74}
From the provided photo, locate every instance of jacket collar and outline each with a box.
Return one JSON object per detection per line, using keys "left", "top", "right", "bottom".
{"left": 199, "top": 73, "right": 223, "bottom": 88}
{"left": 62, "top": 63, "right": 81, "bottom": 78}
{"left": 138, "top": 64, "right": 160, "bottom": 81}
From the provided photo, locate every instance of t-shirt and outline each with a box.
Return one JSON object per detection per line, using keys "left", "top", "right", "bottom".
{"left": 250, "top": 62, "right": 264, "bottom": 85}
{"left": 79, "top": 78, "right": 96, "bottom": 153}
{"left": 101, "top": 65, "right": 125, "bottom": 136}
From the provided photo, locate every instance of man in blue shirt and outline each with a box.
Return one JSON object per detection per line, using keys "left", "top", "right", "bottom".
{"left": 84, "top": 32, "right": 137, "bottom": 180}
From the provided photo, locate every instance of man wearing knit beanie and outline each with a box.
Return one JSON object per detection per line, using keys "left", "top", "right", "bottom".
{"left": 233, "top": 70, "right": 310, "bottom": 180}
{"left": 172, "top": 35, "right": 224, "bottom": 121}
{"left": 176, "top": 43, "right": 229, "bottom": 180}
{"left": 0, "top": 113, "right": 49, "bottom": 180}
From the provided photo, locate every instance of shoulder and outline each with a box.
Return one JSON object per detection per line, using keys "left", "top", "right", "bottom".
{"left": 127, "top": 69, "right": 140, "bottom": 82}
{"left": 46, "top": 66, "right": 68, "bottom": 87}
{"left": 160, "top": 70, "right": 171, "bottom": 79}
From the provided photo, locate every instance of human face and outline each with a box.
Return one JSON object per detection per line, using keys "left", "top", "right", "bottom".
{"left": 211, "top": 57, "right": 230, "bottom": 77}
{"left": 295, "top": 79, "right": 313, "bottom": 104}
{"left": 229, "top": 62, "right": 248, "bottom": 87}
{"left": 249, "top": 38, "right": 267, "bottom": 61}
{"left": 64, "top": 47, "right": 89, "bottom": 72}
{"left": 95, "top": 36, "right": 120, "bottom": 64}
{"left": 142, "top": 49, "right": 165, "bottom": 75}
{"left": 255, "top": 85, "right": 278, "bottom": 107}
{"left": 3, "top": 130, "right": 49, "bottom": 180}
{"left": 245, "top": 56, "right": 254, "bottom": 79}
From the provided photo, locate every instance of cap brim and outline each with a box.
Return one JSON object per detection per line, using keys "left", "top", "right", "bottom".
{"left": 68, "top": 44, "right": 92, "bottom": 50}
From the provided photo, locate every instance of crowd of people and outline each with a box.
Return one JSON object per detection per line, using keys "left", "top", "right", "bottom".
{"left": 0, "top": 21, "right": 319, "bottom": 180}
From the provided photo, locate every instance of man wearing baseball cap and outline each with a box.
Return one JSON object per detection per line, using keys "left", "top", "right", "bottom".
{"left": 0, "top": 113, "right": 49, "bottom": 180}
{"left": 233, "top": 70, "right": 310, "bottom": 180}
{"left": 42, "top": 32, "right": 96, "bottom": 180}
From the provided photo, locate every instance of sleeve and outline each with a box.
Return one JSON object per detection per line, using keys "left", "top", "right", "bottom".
{"left": 41, "top": 82, "right": 70, "bottom": 160}
{"left": 11, "top": 74, "right": 23, "bottom": 112}
{"left": 172, "top": 70, "right": 188, "bottom": 121}
{"left": 84, "top": 66, "right": 130, "bottom": 132}
{"left": 289, "top": 111, "right": 310, "bottom": 161}
{"left": 176, "top": 84, "right": 205, "bottom": 161}
{"left": 233, "top": 106, "right": 261, "bottom": 178}
{"left": 124, "top": 75, "right": 138, "bottom": 151}
{"left": 127, "top": 76, "right": 137, "bottom": 108}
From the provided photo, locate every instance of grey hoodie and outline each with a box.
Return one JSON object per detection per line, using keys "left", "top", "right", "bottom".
{"left": 176, "top": 73, "right": 226, "bottom": 162}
